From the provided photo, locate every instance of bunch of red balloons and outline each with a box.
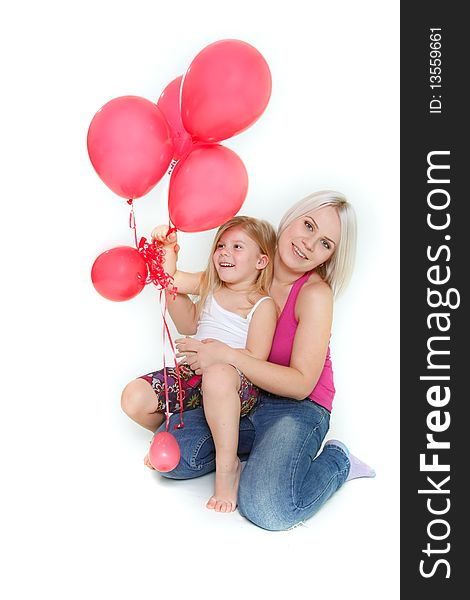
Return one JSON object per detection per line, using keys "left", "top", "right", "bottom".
{"left": 89, "top": 40, "right": 271, "bottom": 472}
{"left": 89, "top": 38, "right": 271, "bottom": 302}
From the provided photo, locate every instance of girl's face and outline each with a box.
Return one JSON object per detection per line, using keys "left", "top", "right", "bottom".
{"left": 277, "top": 205, "right": 340, "bottom": 273}
{"left": 212, "top": 226, "right": 268, "bottom": 285}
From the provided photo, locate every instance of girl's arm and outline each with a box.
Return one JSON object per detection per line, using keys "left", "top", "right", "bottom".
{"left": 241, "top": 298, "right": 277, "bottom": 360}
{"left": 165, "top": 291, "right": 198, "bottom": 335}
{"left": 151, "top": 225, "right": 201, "bottom": 334}
{"left": 177, "top": 282, "right": 333, "bottom": 400}
{"left": 172, "top": 271, "right": 203, "bottom": 295}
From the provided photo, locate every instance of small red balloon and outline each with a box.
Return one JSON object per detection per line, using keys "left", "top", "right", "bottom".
{"left": 91, "top": 246, "right": 148, "bottom": 301}
{"left": 148, "top": 432, "right": 181, "bottom": 472}
{"left": 168, "top": 144, "right": 248, "bottom": 232}
{"left": 157, "top": 76, "right": 193, "bottom": 160}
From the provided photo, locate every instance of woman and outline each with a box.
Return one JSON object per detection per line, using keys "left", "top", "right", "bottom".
{"left": 125, "top": 190, "right": 375, "bottom": 530}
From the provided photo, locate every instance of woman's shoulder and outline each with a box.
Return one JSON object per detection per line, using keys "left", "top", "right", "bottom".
{"left": 295, "top": 276, "right": 333, "bottom": 313}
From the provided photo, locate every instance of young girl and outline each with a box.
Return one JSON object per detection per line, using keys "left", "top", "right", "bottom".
{"left": 121, "top": 216, "right": 278, "bottom": 513}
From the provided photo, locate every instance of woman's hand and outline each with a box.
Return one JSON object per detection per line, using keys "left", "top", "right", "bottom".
{"left": 176, "top": 337, "right": 234, "bottom": 374}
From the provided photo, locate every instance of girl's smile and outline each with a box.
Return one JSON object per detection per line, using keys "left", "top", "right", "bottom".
{"left": 213, "top": 225, "right": 268, "bottom": 284}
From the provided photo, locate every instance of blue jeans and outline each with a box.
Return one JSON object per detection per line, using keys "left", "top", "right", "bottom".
{"left": 157, "top": 392, "right": 350, "bottom": 531}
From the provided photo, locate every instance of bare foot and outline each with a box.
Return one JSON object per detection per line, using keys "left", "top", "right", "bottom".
{"left": 144, "top": 452, "right": 155, "bottom": 470}
{"left": 206, "top": 458, "right": 242, "bottom": 513}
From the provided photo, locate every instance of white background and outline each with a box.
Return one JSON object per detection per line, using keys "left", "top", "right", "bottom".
{"left": 1, "top": 1, "right": 399, "bottom": 598}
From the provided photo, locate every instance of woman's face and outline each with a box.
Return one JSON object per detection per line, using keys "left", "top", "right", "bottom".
{"left": 277, "top": 205, "right": 341, "bottom": 273}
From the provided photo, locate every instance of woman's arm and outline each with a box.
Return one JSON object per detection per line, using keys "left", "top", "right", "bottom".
{"left": 176, "top": 282, "right": 333, "bottom": 400}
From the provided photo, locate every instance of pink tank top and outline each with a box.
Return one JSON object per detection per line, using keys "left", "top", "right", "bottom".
{"left": 268, "top": 272, "right": 335, "bottom": 412}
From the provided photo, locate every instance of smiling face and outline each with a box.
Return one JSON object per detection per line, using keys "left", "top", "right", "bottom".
{"left": 212, "top": 225, "right": 268, "bottom": 286}
{"left": 277, "top": 205, "right": 341, "bottom": 274}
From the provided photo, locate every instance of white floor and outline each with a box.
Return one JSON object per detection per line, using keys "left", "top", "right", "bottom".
{"left": 1, "top": 395, "right": 398, "bottom": 599}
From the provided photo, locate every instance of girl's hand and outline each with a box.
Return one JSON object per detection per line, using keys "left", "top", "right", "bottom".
{"left": 151, "top": 225, "right": 179, "bottom": 251}
{"left": 150, "top": 224, "right": 179, "bottom": 278}
{"left": 175, "top": 337, "right": 205, "bottom": 372}
{"left": 176, "top": 337, "right": 234, "bottom": 373}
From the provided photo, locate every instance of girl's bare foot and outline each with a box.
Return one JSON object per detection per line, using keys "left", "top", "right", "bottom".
{"left": 144, "top": 452, "right": 155, "bottom": 470}
{"left": 206, "top": 458, "right": 242, "bottom": 513}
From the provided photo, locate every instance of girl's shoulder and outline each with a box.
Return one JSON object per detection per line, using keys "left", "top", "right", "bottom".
{"left": 250, "top": 291, "right": 273, "bottom": 302}
{"left": 249, "top": 293, "right": 276, "bottom": 309}
{"left": 248, "top": 294, "right": 277, "bottom": 318}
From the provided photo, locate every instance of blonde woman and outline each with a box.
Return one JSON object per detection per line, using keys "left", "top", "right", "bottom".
{"left": 174, "top": 191, "right": 375, "bottom": 530}
{"left": 121, "top": 216, "right": 278, "bottom": 512}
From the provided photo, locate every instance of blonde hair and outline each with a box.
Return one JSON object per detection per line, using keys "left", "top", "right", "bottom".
{"left": 278, "top": 190, "right": 357, "bottom": 297}
{"left": 196, "top": 216, "right": 276, "bottom": 319}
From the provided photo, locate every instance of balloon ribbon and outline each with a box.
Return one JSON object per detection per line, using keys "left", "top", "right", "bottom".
{"left": 127, "top": 199, "right": 184, "bottom": 431}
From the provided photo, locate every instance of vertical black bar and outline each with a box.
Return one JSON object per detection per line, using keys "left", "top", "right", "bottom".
{"left": 401, "top": 3, "right": 466, "bottom": 596}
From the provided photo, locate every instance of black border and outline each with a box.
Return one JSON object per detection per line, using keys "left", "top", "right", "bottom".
{"left": 401, "top": 3, "right": 466, "bottom": 595}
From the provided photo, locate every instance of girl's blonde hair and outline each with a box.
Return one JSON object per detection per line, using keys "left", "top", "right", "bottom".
{"left": 196, "top": 216, "right": 276, "bottom": 319}
{"left": 278, "top": 190, "right": 357, "bottom": 297}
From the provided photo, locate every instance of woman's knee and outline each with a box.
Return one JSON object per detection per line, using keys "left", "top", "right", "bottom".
{"left": 238, "top": 476, "right": 296, "bottom": 532}
{"left": 121, "top": 379, "right": 154, "bottom": 417}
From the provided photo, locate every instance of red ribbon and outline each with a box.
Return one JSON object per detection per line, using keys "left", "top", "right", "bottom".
{"left": 160, "top": 291, "right": 185, "bottom": 431}
{"left": 128, "top": 201, "right": 184, "bottom": 430}
{"left": 137, "top": 235, "right": 177, "bottom": 295}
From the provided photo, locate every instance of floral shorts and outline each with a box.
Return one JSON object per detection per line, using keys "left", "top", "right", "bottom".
{"left": 139, "top": 363, "right": 259, "bottom": 417}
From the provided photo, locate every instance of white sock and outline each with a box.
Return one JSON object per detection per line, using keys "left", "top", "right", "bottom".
{"left": 324, "top": 439, "right": 376, "bottom": 481}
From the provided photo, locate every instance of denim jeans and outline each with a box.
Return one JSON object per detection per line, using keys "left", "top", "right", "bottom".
{"left": 157, "top": 392, "right": 350, "bottom": 531}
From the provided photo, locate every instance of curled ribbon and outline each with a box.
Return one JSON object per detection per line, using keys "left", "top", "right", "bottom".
{"left": 128, "top": 201, "right": 184, "bottom": 430}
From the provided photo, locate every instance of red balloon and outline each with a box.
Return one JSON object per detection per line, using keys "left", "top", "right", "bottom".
{"left": 87, "top": 95, "right": 174, "bottom": 199}
{"left": 157, "top": 76, "right": 193, "bottom": 160}
{"left": 91, "top": 246, "right": 148, "bottom": 301}
{"left": 181, "top": 39, "right": 272, "bottom": 142}
{"left": 148, "top": 432, "right": 181, "bottom": 472}
{"left": 168, "top": 144, "right": 248, "bottom": 232}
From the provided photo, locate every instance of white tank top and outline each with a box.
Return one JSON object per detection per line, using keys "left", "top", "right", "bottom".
{"left": 193, "top": 295, "right": 271, "bottom": 348}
